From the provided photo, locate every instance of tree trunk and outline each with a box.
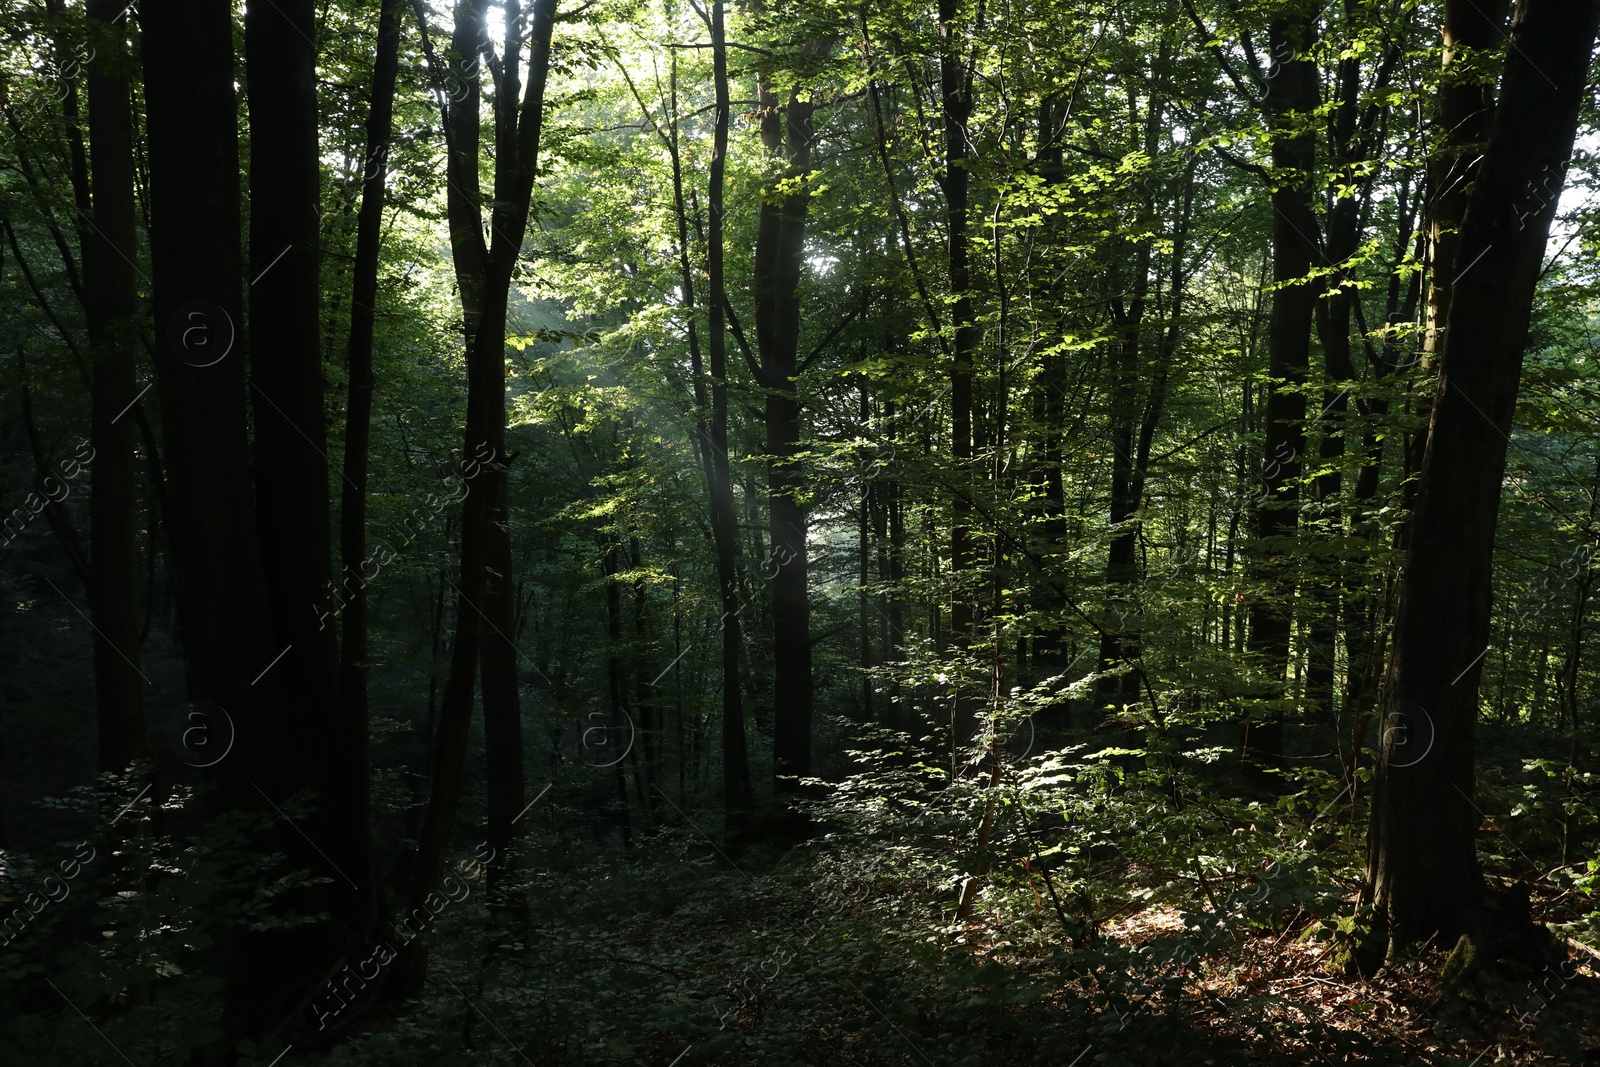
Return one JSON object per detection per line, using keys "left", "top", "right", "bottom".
{"left": 1401, "top": 0, "right": 1510, "bottom": 518}
{"left": 708, "top": 0, "right": 751, "bottom": 829}
{"left": 940, "top": 0, "right": 977, "bottom": 766}
{"left": 1366, "top": 0, "right": 1600, "bottom": 952}
{"left": 860, "top": 385, "right": 874, "bottom": 722}
{"left": 244, "top": 2, "right": 362, "bottom": 1003}
{"left": 144, "top": 0, "right": 321, "bottom": 1032}
{"left": 1096, "top": 235, "right": 1152, "bottom": 712}
{"left": 336, "top": 0, "right": 405, "bottom": 941}
{"left": 630, "top": 532, "right": 656, "bottom": 816}
{"left": 393, "top": 0, "right": 556, "bottom": 997}
{"left": 85, "top": 0, "right": 145, "bottom": 773}
{"left": 755, "top": 78, "right": 815, "bottom": 795}
{"left": 1245, "top": 12, "right": 1320, "bottom": 762}
{"left": 601, "top": 533, "right": 634, "bottom": 848}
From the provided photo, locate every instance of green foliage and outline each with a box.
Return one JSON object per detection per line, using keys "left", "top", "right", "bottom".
{"left": 0, "top": 769, "right": 334, "bottom": 1065}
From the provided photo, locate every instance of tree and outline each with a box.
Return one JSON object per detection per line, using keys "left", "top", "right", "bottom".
{"left": 143, "top": 0, "right": 351, "bottom": 1031}
{"left": 1244, "top": 6, "right": 1319, "bottom": 763}
{"left": 337, "top": 0, "right": 407, "bottom": 940}
{"left": 754, "top": 60, "right": 816, "bottom": 798}
{"left": 395, "top": 0, "right": 557, "bottom": 994}
{"left": 83, "top": 0, "right": 143, "bottom": 773}
{"left": 1366, "top": 0, "right": 1600, "bottom": 954}
{"left": 707, "top": 0, "right": 752, "bottom": 829}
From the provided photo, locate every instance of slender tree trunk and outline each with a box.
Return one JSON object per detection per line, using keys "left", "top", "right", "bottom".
{"left": 85, "top": 0, "right": 144, "bottom": 772}
{"left": 1558, "top": 463, "right": 1598, "bottom": 864}
{"left": 336, "top": 0, "right": 403, "bottom": 947}
{"left": 860, "top": 389, "right": 874, "bottom": 722}
{"left": 601, "top": 533, "right": 634, "bottom": 847}
{"left": 1245, "top": 12, "right": 1320, "bottom": 762}
{"left": 1096, "top": 237, "right": 1151, "bottom": 711}
{"left": 660, "top": 50, "right": 710, "bottom": 811}
{"left": 1366, "top": 0, "right": 1600, "bottom": 952}
{"left": 708, "top": 0, "right": 751, "bottom": 829}
{"left": 630, "top": 532, "right": 656, "bottom": 816}
{"left": 1098, "top": 136, "right": 1191, "bottom": 715}
{"left": 940, "top": 0, "right": 978, "bottom": 767}
{"left": 393, "top": 0, "right": 556, "bottom": 997}
{"left": 1306, "top": 0, "right": 1402, "bottom": 735}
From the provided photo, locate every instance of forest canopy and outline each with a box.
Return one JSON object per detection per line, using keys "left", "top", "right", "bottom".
{"left": 3, "top": 0, "right": 1600, "bottom": 1063}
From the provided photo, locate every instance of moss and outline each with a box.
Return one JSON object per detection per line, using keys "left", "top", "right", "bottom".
{"left": 1440, "top": 933, "right": 1478, "bottom": 988}
{"left": 1312, "top": 906, "right": 1387, "bottom": 977}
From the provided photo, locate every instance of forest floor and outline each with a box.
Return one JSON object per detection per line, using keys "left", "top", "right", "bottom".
{"left": 367, "top": 822, "right": 1600, "bottom": 1067}
{"left": 1086, "top": 890, "right": 1600, "bottom": 1065}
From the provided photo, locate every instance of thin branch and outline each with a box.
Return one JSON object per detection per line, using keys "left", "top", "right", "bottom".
{"left": 797, "top": 296, "right": 868, "bottom": 372}
{"left": 667, "top": 41, "right": 780, "bottom": 59}
{"left": 721, "top": 297, "right": 768, "bottom": 388}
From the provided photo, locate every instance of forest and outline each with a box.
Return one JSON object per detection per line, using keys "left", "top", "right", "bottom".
{"left": 2, "top": 0, "right": 1600, "bottom": 1062}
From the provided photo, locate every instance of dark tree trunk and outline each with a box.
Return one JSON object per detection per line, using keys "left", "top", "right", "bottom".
{"left": 1400, "top": 0, "right": 1511, "bottom": 528}
{"left": 630, "top": 532, "right": 656, "bottom": 815}
{"left": 244, "top": 2, "right": 361, "bottom": 1000}
{"left": 1421, "top": 0, "right": 1509, "bottom": 382}
{"left": 860, "top": 384, "right": 875, "bottom": 722}
{"left": 1094, "top": 52, "right": 1173, "bottom": 715}
{"left": 85, "top": 0, "right": 145, "bottom": 773}
{"left": 660, "top": 48, "right": 709, "bottom": 809}
{"left": 397, "top": 7, "right": 492, "bottom": 990}
{"left": 940, "top": 0, "right": 977, "bottom": 765}
{"left": 1366, "top": 0, "right": 1600, "bottom": 952}
{"left": 754, "top": 79, "right": 815, "bottom": 794}
{"left": 337, "top": 0, "right": 405, "bottom": 941}
{"left": 601, "top": 533, "right": 634, "bottom": 847}
{"left": 1245, "top": 12, "right": 1321, "bottom": 762}
{"left": 1030, "top": 97, "right": 1069, "bottom": 680}
{"left": 1345, "top": 177, "right": 1423, "bottom": 769}
{"left": 1307, "top": 16, "right": 1384, "bottom": 732}
{"left": 1097, "top": 123, "right": 1190, "bottom": 715}
{"left": 1096, "top": 236, "right": 1152, "bottom": 712}
{"left": 708, "top": 0, "right": 751, "bottom": 828}
{"left": 393, "top": 0, "right": 556, "bottom": 997}
{"left": 144, "top": 0, "right": 321, "bottom": 1032}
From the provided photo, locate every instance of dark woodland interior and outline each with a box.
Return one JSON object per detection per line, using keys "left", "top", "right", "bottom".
{"left": 4, "top": 0, "right": 1600, "bottom": 1063}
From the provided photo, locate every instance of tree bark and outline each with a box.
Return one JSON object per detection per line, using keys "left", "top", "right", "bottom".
{"left": 338, "top": 0, "right": 406, "bottom": 942}
{"left": 393, "top": 0, "right": 556, "bottom": 997}
{"left": 1366, "top": 0, "right": 1600, "bottom": 951}
{"left": 708, "top": 0, "right": 751, "bottom": 829}
{"left": 83, "top": 0, "right": 144, "bottom": 773}
{"left": 940, "top": 0, "right": 977, "bottom": 766}
{"left": 1245, "top": 12, "right": 1320, "bottom": 762}
{"left": 144, "top": 0, "right": 321, "bottom": 1031}
{"left": 755, "top": 78, "right": 815, "bottom": 794}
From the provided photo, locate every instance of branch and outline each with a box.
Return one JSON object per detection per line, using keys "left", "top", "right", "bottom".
{"left": 1183, "top": 0, "right": 1262, "bottom": 109}
{"left": 555, "top": 0, "right": 601, "bottom": 21}
{"left": 3, "top": 217, "right": 91, "bottom": 389}
{"left": 809, "top": 619, "right": 853, "bottom": 646}
{"left": 1145, "top": 420, "right": 1231, "bottom": 467}
{"left": 1209, "top": 142, "right": 1270, "bottom": 180}
{"left": 860, "top": 9, "right": 949, "bottom": 361}
{"left": 14, "top": 346, "right": 91, "bottom": 591}
{"left": 722, "top": 297, "right": 769, "bottom": 388}
{"left": 2, "top": 103, "right": 87, "bottom": 307}
{"left": 668, "top": 40, "right": 781, "bottom": 59}
{"left": 796, "top": 296, "right": 868, "bottom": 372}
